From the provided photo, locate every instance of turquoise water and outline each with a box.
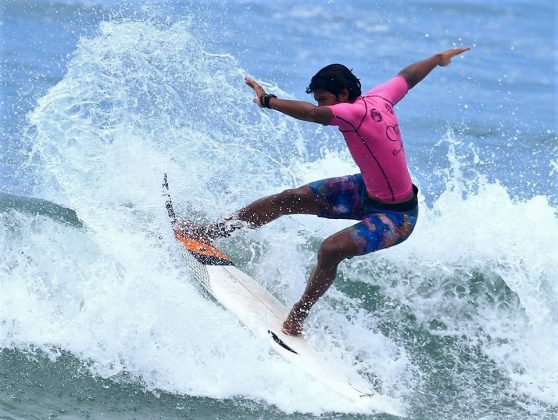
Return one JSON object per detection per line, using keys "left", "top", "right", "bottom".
{"left": 1, "top": 1, "right": 557, "bottom": 418}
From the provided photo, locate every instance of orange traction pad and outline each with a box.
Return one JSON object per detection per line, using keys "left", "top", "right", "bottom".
{"left": 174, "top": 232, "right": 232, "bottom": 265}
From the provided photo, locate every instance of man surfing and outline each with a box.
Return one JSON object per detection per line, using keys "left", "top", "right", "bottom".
{"left": 179, "top": 47, "right": 470, "bottom": 336}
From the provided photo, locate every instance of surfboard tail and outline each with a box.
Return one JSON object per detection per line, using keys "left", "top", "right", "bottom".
{"left": 163, "top": 174, "right": 233, "bottom": 266}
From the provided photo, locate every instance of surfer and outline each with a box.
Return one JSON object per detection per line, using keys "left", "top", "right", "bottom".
{"left": 180, "top": 47, "right": 470, "bottom": 336}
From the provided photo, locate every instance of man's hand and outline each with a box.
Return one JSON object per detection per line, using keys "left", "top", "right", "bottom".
{"left": 439, "top": 47, "right": 471, "bottom": 67}
{"left": 245, "top": 76, "right": 266, "bottom": 107}
{"left": 399, "top": 46, "right": 471, "bottom": 88}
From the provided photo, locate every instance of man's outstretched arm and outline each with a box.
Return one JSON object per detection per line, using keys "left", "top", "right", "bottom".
{"left": 244, "top": 77, "right": 333, "bottom": 125}
{"left": 398, "top": 47, "right": 471, "bottom": 89}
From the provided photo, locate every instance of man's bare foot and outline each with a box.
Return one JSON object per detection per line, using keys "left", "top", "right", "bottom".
{"left": 281, "top": 303, "right": 310, "bottom": 336}
{"left": 175, "top": 220, "right": 216, "bottom": 244}
{"left": 175, "top": 216, "right": 246, "bottom": 244}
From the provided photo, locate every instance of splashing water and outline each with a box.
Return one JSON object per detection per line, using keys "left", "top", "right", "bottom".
{"left": 1, "top": 17, "right": 556, "bottom": 418}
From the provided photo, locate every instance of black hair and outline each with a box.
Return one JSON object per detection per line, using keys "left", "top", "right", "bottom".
{"left": 306, "top": 64, "right": 362, "bottom": 102}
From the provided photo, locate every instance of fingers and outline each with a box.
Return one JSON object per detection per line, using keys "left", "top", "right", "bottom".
{"left": 244, "top": 76, "right": 260, "bottom": 90}
{"left": 451, "top": 46, "right": 471, "bottom": 57}
{"left": 439, "top": 46, "right": 471, "bottom": 66}
{"left": 245, "top": 76, "right": 265, "bottom": 107}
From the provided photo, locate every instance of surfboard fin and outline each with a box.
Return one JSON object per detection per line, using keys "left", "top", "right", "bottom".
{"left": 268, "top": 330, "right": 298, "bottom": 354}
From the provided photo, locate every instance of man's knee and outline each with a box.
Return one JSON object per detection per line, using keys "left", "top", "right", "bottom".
{"left": 317, "top": 236, "right": 354, "bottom": 267}
{"left": 273, "top": 186, "right": 308, "bottom": 208}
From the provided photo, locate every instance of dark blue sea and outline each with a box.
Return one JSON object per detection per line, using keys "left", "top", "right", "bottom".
{"left": 1, "top": 1, "right": 557, "bottom": 418}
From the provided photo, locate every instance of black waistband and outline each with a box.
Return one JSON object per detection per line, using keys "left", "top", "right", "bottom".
{"left": 364, "top": 184, "right": 419, "bottom": 212}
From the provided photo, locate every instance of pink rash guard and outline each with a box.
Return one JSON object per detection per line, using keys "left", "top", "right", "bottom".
{"left": 326, "top": 75, "right": 413, "bottom": 202}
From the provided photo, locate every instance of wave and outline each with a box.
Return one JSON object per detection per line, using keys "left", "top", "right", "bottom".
{"left": 1, "top": 18, "right": 556, "bottom": 417}
{"left": 0, "top": 192, "right": 82, "bottom": 227}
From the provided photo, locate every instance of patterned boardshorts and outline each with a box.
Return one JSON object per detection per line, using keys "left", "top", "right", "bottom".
{"left": 309, "top": 174, "right": 418, "bottom": 255}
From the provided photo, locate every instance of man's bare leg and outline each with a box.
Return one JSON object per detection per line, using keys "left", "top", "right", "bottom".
{"left": 177, "top": 185, "right": 320, "bottom": 242}
{"left": 282, "top": 228, "right": 359, "bottom": 336}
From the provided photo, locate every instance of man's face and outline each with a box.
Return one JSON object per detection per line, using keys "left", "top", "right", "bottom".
{"left": 313, "top": 89, "right": 339, "bottom": 107}
{"left": 313, "top": 88, "right": 351, "bottom": 106}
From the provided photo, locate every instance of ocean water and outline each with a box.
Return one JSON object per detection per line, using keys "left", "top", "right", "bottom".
{"left": 1, "top": 0, "right": 557, "bottom": 418}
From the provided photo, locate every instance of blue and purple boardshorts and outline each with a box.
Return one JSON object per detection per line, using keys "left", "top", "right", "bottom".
{"left": 309, "top": 174, "right": 418, "bottom": 256}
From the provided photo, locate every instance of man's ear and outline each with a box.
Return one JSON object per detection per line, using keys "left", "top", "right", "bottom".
{"left": 339, "top": 88, "right": 350, "bottom": 102}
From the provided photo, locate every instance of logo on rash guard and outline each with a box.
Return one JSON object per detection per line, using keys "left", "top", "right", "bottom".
{"left": 370, "top": 108, "right": 383, "bottom": 122}
{"left": 386, "top": 124, "right": 404, "bottom": 156}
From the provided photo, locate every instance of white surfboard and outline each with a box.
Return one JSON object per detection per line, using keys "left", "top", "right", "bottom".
{"left": 163, "top": 175, "right": 403, "bottom": 417}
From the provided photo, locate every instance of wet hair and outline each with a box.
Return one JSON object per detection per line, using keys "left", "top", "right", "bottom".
{"left": 306, "top": 64, "right": 362, "bottom": 102}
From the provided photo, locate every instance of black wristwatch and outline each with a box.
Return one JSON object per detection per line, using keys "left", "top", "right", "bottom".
{"left": 260, "top": 93, "right": 277, "bottom": 109}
